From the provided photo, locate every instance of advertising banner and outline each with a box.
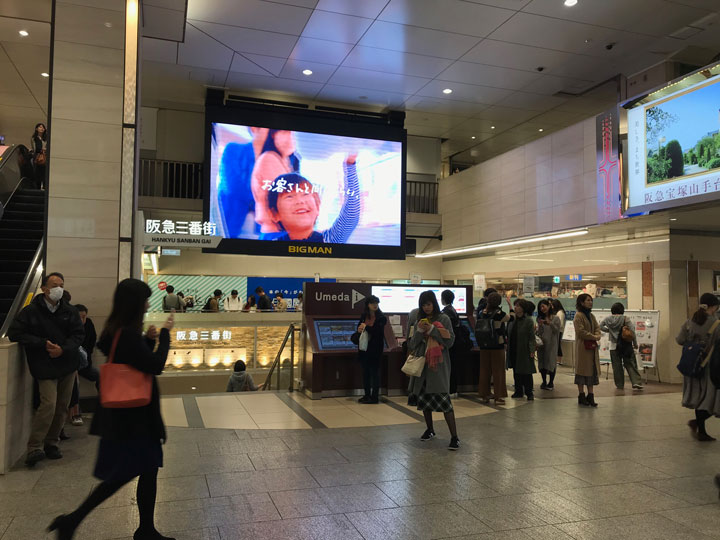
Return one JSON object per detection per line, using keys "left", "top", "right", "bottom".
{"left": 596, "top": 108, "right": 622, "bottom": 223}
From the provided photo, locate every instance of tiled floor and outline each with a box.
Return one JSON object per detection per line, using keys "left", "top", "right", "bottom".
{"left": 2, "top": 387, "right": 720, "bottom": 540}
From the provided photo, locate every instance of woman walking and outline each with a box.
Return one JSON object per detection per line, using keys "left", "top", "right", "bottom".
{"left": 508, "top": 300, "right": 537, "bottom": 401}
{"left": 407, "top": 291, "right": 459, "bottom": 449}
{"left": 573, "top": 293, "right": 601, "bottom": 407}
{"left": 357, "top": 295, "right": 387, "bottom": 404}
{"left": 48, "top": 279, "right": 176, "bottom": 540}
{"left": 537, "top": 299, "right": 561, "bottom": 391}
{"left": 677, "top": 293, "right": 720, "bottom": 441}
{"left": 476, "top": 292, "right": 509, "bottom": 404}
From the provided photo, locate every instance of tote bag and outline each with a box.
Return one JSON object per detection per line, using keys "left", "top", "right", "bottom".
{"left": 401, "top": 341, "right": 427, "bottom": 377}
{"left": 358, "top": 330, "right": 369, "bottom": 352}
{"left": 100, "top": 330, "right": 153, "bottom": 408}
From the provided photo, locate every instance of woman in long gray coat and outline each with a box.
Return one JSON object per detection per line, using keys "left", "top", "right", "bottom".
{"left": 536, "top": 299, "right": 561, "bottom": 391}
{"left": 508, "top": 299, "right": 537, "bottom": 401}
{"left": 677, "top": 292, "right": 720, "bottom": 441}
{"left": 407, "top": 290, "right": 458, "bottom": 450}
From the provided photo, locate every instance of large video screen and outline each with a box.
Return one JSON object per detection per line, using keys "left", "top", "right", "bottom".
{"left": 371, "top": 286, "right": 469, "bottom": 315}
{"left": 207, "top": 120, "right": 404, "bottom": 258}
{"left": 627, "top": 74, "right": 720, "bottom": 212}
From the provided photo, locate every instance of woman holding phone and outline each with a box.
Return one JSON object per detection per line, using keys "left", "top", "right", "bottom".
{"left": 49, "top": 279, "right": 176, "bottom": 540}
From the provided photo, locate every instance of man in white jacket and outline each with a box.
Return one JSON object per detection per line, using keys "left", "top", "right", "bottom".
{"left": 223, "top": 290, "right": 242, "bottom": 312}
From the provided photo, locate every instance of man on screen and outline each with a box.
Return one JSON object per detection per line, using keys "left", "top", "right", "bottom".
{"left": 265, "top": 154, "right": 360, "bottom": 243}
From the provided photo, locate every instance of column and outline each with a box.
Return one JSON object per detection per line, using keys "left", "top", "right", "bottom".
{"left": 46, "top": 0, "right": 139, "bottom": 331}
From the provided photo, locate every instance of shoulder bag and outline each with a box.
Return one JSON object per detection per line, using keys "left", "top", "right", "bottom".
{"left": 401, "top": 340, "right": 427, "bottom": 377}
{"left": 99, "top": 330, "right": 153, "bottom": 408}
{"left": 677, "top": 320, "right": 720, "bottom": 378}
{"left": 621, "top": 318, "right": 634, "bottom": 342}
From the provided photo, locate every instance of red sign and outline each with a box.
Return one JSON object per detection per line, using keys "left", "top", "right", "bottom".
{"left": 158, "top": 281, "right": 167, "bottom": 291}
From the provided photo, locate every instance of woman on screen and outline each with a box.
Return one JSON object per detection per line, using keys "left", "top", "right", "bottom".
{"left": 265, "top": 154, "right": 360, "bottom": 243}
{"left": 251, "top": 130, "right": 301, "bottom": 236}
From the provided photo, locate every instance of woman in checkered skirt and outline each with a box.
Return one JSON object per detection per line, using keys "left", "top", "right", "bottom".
{"left": 407, "top": 290, "right": 459, "bottom": 450}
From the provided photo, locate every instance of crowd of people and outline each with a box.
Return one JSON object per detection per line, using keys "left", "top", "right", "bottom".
{"left": 6, "top": 275, "right": 720, "bottom": 538}
{"left": 161, "top": 285, "right": 301, "bottom": 313}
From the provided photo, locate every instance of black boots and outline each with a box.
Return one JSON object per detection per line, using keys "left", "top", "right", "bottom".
{"left": 578, "top": 392, "right": 598, "bottom": 407}
{"left": 586, "top": 393, "right": 598, "bottom": 407}
{"left": 578, "top": 392, "right": 587, "bottom": 406}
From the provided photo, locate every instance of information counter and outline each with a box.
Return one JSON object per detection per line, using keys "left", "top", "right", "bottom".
{"left": 144, "top": 311, "right": 301, "bottom": 394}
{"left": 300, "top": 283, "right": 480, "bottom": 399}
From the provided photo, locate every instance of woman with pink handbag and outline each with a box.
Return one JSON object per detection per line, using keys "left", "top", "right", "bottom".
{"left": 49, "top": 279, "right": 175, "bottom": 540}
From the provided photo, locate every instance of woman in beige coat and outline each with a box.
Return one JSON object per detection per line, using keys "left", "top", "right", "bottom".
{"left": 573, "top": 293, "right": 601, "bottom": 407}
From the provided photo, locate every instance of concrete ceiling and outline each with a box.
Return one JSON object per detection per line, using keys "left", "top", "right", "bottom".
{"left": 0, "top": 0, "right": 51, "bottom": 146}
{"left": 141, "top": 0, "right": 720, "bottom": 163}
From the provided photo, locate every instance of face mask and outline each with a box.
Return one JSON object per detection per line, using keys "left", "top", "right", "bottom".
{"left": 48, "top": 287, "right": 64, "bottom": 302}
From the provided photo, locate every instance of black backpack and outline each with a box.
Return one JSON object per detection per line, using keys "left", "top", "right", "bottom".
{"left": 475, "top": 310, "right": 500, "bottom": 349}
{"left": 453, "top": 323, "right": 473, "bottom": 353}
{"left": 202, "top": 297, "right": 215, "bottom": 312}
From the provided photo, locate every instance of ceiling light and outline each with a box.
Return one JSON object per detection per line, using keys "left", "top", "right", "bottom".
{"left": 538, "top": 128, "right": 544, "bottom": 132}
{"left": 491, "top": 126, "right": 496, "bottom": 129}
{"left": 41, "top": 72, "right": 49, "bottom": 77}
{"left": 471, "top": 136, "right": 476, "bottom": 140}
{"left": 564, "top": 0, "right": 578, "bottom": 6}
{"left": 443, "top": 88, "right": 453, "bottom": 94}
{"left": 669, "top": 218, "right": 677, "bottom": 221}
{"left": 18, "top": 30, "right": 29, "bottom": 37}
{"left": 104, "top": 22, "right": 113, "bottom": 28}
{"left": 302, "top": 69, "right": 313, "bottom": 76}
{"left": 415, "top": 229, "right": 589, "bottom": 258}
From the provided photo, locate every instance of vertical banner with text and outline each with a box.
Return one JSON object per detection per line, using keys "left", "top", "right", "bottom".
{"left": 596, "top": 108, "right": 622, "bottom": 224}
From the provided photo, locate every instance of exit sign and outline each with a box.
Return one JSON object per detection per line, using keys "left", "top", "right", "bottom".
{"left": 566, "top": 274, "right": 583, "bottom": 281}
{"left": 553, "top": 276, "right": 560, "bottom": 284}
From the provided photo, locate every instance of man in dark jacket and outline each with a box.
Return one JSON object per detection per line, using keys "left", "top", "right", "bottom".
{"left": 8, "top": 272, "right": 84, "bottom": 467}
{"left": 255, "top": 286, "right": 273, "bottom": 311}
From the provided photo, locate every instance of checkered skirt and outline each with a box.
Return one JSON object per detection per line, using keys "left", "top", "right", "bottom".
{"left": 416, "top": 384, "right": 453, "bottom": 413}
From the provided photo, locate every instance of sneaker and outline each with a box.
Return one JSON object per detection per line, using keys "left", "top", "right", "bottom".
{"left": 546, "top": 383, "right": 554, "bottom": 390}
{"left": 632, "top": 384, "right": 644, "bottom": 390}
{"left": 358, "top": 396, "right": 371, "bottom": 404}
{"left": 25, "top": 449, "right": 46, "bottom": 467}
{"left": 527, "top": 394, "right": 534, "bottom": 401}
{"left": 511, "top": 392, "right": 524, "bottom": 399}
{"left": 59, "top": 429, "right": 70, "bottom": 441}
{"left": 71, "top": 416, "right": 84, "bottom": 426}
{"left": 448, "top": 436, "right": 460, "bottom": 451}
{"left": 420, "top": 429, "right": 436, "bottom": 441}
{"left": 540, "top": 382, "right": 547, "bottom": 390}
{"left": 44, "top": 445, "right": 63, "bottom": 460}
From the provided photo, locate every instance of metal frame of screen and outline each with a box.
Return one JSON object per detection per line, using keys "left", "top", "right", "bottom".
{"left": 622, "top": 63, "right": 720, "bottom": 215}
{"left": 203, "top": 101, "right": 407, "bottom": 260}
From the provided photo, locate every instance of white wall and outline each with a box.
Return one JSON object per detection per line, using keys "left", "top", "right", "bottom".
{"left": 438, "top": 119, "right": 597, "bottom": 250}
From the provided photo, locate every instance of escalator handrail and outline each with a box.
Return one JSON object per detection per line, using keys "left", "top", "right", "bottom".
{"left": 0, "top": 145, "right": 24, "bottom": 209}
{"left": 0, "top": 237, "right": 44, "bottom": 339}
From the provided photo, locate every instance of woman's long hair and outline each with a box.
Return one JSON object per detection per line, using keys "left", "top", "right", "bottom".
{"left": 550, "top": 298, "right": 565, "bottom": 316}
{"left": 362, "top": 295, "right": 383, "bottom": 321}
{"left": 101, "top": 278, "right": 151, "bottom": 341}
{"left": 537, "top": 299, "right": 553, "bottom": 322}
{"left": 418, "top": 290, "right": 441, "bottom": 319}
{"left": 692, "top": 292, "right": 720, "bottom": 325}
{"left": 32, "top": 123, "right": 46, "bottom": 141}
{"left": 261, "top": 129, "right": 300, "bottom": 172}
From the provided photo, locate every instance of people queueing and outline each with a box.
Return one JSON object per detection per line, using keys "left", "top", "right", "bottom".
{"left": 600, "top": 303, "right": 643, "bottom": 390}
{"left": 476, "top": 292, "right": 509, "bottom": 404}
{"left": 356, "top": 295, "right": 387, "bottom": 404}
{"left": 573, "top": 293, "right": 601, "bottom": 407}
{"left": 162, "top": 286, "right": 185, "bottom": 312}
{"left": 508, "top": 299, "right": 537, "bottom": 401}
{"left": 8, "top": 272, "right": 84, "bottom": 467}
{"left": 536, "top": 299, "right": 561, "bottom": 391}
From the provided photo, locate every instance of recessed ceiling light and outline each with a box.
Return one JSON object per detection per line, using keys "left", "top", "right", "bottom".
{"left": 18, "top": 30, "right": 29, "bottom": 37}
{"left": 104, "top": 22, "right": 113, "bottom": 28}
{"left": 491, "top": 126, "right": 496, "bottom": 129}
{"left": 669, "top": 218, "right": 677, "bottom": 221}
{"left": 41, "top": 72, "right": 49, "bottom": 77}
{"left": 564, "top": 0, "right": 578, "bottom": 6}
{"left": 442, "top": 88, "right": 453, "bottom": 94}
{"left": 302, "top": 69, "right": 313, "bottom": 76}
{"left": 471, "top": 136, "right": 476, "bottom": 139}
{"left": 538, "top": 128, "right": 544, "bottom": 132}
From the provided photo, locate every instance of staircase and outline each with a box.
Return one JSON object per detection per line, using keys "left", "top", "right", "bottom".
{"left": 0, "top": 188, "right": 44, "bottom": 324}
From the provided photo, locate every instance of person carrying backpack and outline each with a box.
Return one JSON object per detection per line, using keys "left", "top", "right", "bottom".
{"left": 476, "top": 292, "right": 510, "bottom": 404}
{"left": 441, "top": 290, "right": 466, "bottom": 396}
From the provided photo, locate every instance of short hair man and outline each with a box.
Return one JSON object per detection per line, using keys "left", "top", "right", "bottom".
{"left": 162, "top": 285, "right": 185, "bottom": 313}
{"left": 205, "top": 289, "right": 223, "bottom": 312}
{"left": 255, "top": 286, "right": 273, "bottom": 311}
{"left": 224, "top": 289, "right": 242, "bottom": 312}
{"left": 274, "top": 292, "right": 288, "bottom": 312}
{"left": 8, "top": 272, "right": 85, "bottom": 467}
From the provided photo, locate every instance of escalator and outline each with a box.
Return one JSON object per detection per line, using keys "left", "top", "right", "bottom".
{"left": 0, "top": 145, "right": 45, "bottom": 336}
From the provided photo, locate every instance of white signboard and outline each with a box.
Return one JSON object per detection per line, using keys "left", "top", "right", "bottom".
{"left": 371, "top": 285, "right": 468, "bottom": 315}
{"left": 143, "top": 219, "right": 221, "bottom": 248}
{"left": 522, "top": 276, "right": 536, "bottom": 295}
{"left": 473, "top": 274, "right": 486, "bottom": 291}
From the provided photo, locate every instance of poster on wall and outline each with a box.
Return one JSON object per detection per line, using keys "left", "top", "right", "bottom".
{"left": 246, "top": 277, "right": 335, "bottom": 310}
{"left": 596, "top": 108, "right": 622, "bottom": 223}
{"left": 563, "top": 310, "right": 660, "bottom": 368}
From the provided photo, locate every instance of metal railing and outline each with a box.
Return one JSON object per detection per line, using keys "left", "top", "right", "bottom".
{"left": 139, "top": 159, "right": 203, "bottom": 199}
{"left": 407, "top": 180, "right": 438, "bottom": 214}
{"left": 262, "top": 323, "right": 299, "bottom": 392}
{"left": 0, "top": 238, "right": 44, "bottom": 338}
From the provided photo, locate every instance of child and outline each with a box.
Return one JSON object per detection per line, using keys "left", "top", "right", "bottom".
{"left": 600, "top": 303, "right": 643, "bottom": 390}
{"left": 226, "top": 360, "right": 261, "bottom": 392}
{"left": 265, "top": 154, "right": 359, "bottom": 243}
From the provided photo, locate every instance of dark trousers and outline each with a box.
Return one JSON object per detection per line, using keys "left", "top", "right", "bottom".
{"left": 513, "top": 373, "right": 534, "bottom": 397}
{"left": 361, "top": 355, "right": 380, "bottom": 400}
{"left": 449, "top": 350, "right": 458, "bottom": 394}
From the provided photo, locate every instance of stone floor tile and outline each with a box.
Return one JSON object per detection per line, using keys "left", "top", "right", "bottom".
{"left": 206, "top": 468, "right": 319, "bottom": 497}
{"left": 167, "top": 427, "right": 238, "bottom": 442}
{"left": 157, "top": 475, "right": 211, "bottom": 502}
{"left": 643, "top": 476, "right": 720, "bottom": 505}
{"left": 457, "top": 495, "right": 550, "bottom": 531}
{"left": 0, "top": 470, "right": 43, "bottom": 493}
{"left": 467, "top": 465, "right": 590, "bottom": 495}
{"left": 269, "top": 483, "right": 397, "bottom": 518}
{"left": 396, "top": 453, "right": 504, "bottom": 479}
{"left": 155, "top": 493, "right": 280, "bottom": 530}
{"left": 556, "top": 512, "right": 712, "bottom": 540}
{"left": 160, "top": 453, "right": 255, "bottom": 478}
{"left": 659, "top": 504, "right": 720, "bottom": 537}
{"left": 197, "top": 437, "right": 289, "bottom": 456}
{"left": 162, "top": 441, "right": 201, "bottom": 458}
{"left": 306, "top": 459, "right": 415, "bottom": 487}
{"left": 248, "top": 447, "right": 348, "bottom": 470}
{"left": 555, "top": 459, "right": 671, "bottom": 485}
{"left": 115, "top": 528, "right": 221, "bottom": 540}
{"left": 375, "top": 474, "right": 498, "bottom": 506}
{"left": 477, "top": 447, "right": 583, "bottom": 470}
{"left": 346, "top": 501, "right": 491, "bottom": 539}
{"left": 335, "top": 443, "right": 414, "bottom": 463}
{"left": 0, "top": 518, "right": 11, "bottom": 537}
{"left": 0, "top": 485, "right": 92, "bottom": 519}
{"left": 217, "top": 514, "right": 363, "bottom": 539}
{"left": 641, "top": 454, "right": 720, "bottom": 477}
{"left": 280, "top": 432, "right": 371, "bottom": 450}
{"left": 434, "top": 529, "right": 530, "bottom": 540}
{"left": 553, "top": 483, "right": 690, "bottom": 518}
{"left": 517, "top": 524, "right": 577, "bottom": 540}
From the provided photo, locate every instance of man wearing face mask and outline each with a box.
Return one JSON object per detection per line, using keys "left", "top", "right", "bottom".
{"left": 8, "top": 272, "right": 85, "bottom": 467}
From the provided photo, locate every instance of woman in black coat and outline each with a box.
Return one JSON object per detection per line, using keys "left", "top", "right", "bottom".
{"left": 31, "top": 123, "right": 47, "bottom": 189}
{"left": 357, "top": 295, "right": 387, "bottom": 404}
{"left": 49, "top": 278, "right": 176, "bottom": 540}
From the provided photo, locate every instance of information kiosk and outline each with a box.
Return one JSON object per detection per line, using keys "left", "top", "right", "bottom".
{"left": 301, "top": 282, "right": 477, "bottom": 399}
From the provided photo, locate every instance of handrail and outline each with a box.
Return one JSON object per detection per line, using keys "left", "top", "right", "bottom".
{"left": 0, "top": 145, "right": 26, "bottom": 211}
{"left": 0, "top": 237, "right": 44, "bottom": 338}
{"left": 262, "top": 323, "right": 297, "bottom": 391}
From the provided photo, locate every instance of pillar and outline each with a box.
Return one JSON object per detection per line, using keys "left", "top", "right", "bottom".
{"left": 46, "top": 0, "right": 139, "bottom": 331}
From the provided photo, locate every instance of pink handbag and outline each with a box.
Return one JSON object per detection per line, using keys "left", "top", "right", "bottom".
{"left": 99, "top": 330, "right": 153, "bottom": 408}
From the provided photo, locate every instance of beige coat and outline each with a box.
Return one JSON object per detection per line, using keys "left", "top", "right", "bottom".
{"left": 573, "top": 311, "right": 601, "bottom": 377}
